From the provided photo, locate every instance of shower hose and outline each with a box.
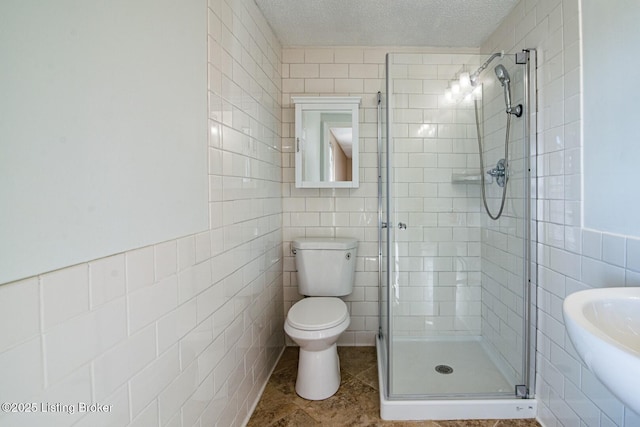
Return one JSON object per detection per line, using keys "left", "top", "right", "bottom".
{"left": 474, "top": 99, "right": 511, "bottom": 221}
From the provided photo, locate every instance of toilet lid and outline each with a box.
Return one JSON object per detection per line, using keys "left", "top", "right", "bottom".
{"left": 287, "top": 297, "right": 348, "bottom": 331}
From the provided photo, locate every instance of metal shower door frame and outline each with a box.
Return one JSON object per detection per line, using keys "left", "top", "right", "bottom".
{"left": 377, "top": 50, "right": 538, "bottom": 401}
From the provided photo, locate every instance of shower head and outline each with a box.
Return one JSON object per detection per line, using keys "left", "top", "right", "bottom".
{"left": 494, "top": 64, "right": 510, "bottom": 86}
{"left": 494, "top": 64, "right": 522, "bottom": 117}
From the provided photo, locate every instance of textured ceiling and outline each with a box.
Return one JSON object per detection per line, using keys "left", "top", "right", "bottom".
{"left": 254, "top": 0, "right": 520, "bottom": 47}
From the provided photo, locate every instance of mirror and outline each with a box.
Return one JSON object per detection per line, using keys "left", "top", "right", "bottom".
{"left": 292, "top": 96, "right": 361, "bottom": 188}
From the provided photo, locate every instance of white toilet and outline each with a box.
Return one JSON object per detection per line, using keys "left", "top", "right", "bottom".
{"left": 284, "top": 237, "right": 357, "bottom": 400}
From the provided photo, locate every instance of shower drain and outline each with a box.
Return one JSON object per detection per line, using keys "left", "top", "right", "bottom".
{"left": 434, "top": 365, "right": 453, "bottom": 374}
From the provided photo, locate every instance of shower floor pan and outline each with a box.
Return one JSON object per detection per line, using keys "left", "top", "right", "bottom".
{"left": 376, "top": 336, "right": 537, "bottom": 420}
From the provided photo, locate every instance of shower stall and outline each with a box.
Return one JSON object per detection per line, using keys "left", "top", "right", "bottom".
{"left": 376, "top": 50, "right": 537, "bottom": 420}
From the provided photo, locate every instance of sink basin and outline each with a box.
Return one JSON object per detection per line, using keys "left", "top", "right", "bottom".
{"left": 563, "top": 287, "right": 640, "bottom": 414}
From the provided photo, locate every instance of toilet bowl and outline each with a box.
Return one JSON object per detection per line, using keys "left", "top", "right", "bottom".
{"left": 285, "top": 297, "right": 350, "bottom": 400}
{"left": 285, "top": 237, "right": 357, "bottom": 400}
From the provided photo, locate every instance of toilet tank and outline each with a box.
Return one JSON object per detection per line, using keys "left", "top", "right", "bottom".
{"left": 292, "top": 238, "right": 358, "bottom": 296}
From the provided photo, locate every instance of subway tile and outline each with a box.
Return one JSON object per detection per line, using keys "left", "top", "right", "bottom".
{"left": 92, "top": 325, "right": 156, "bottom": 401}
{"left": 0, "top": 278, "right": 39, "bottom": 354}
{"left": 155, "top": 240, "right": 177, "bottom": 281}
{"left": 602, "top": 233, "right": 626, "bottom": 267}
{"left": 564, "top": 226, "right": 581, "bottom": 253}
{"left": 334, "top": 78, "right": 363, "bottom": 93}
{"left": 304, "top": 78, "right": 334, "bottom": 93}
{"left": 177, "top": 235, "right": 197, "bottom": 272}
{"left": 334, "top": 48, "right": 364, "bottom": 64}
{"left": 304, "top": 48, "right": 333, "bottom": 63}
{"left": 625, "top": 408, "right": 640, "bottom": 427}
{"left": 563, "top": 380, "right": 601, "bottom": 427}
{"left": 581, "top": 229, "right": 602, "bottom": 259}
{"left": 349, "top": 64, "right": 378, "bottom": 78}
{"left": 549, "top": 247, "right": 581, "bottom": 280}
{"left": 129, "top": 344, "right": 181, "bottom": 418}
{"left": 89, "top": 254, "right": 126, "bottom": 309}
{"left": 626, "top": 237, "right": 640, "bottom": 272}
{"left": 305, "top": 197, "right": 335, "bottom": 212}
{"left": 44, "top": 297, "right": 127, "bottom": 385}
{"left": 581, "top": 368, "right": 624, "bottom": 426}
{"left": 335, "top": 197, "right": 365, "bottom": 212}
{"left": 182, "top": 372, "right": 215, "bottom": 426}
{"left": 290, "top": 63, "right": 319, "bottom": 78}
{"left": 195, "top": 231, "right": 212, "bottom": 263}
{"left": 282, "top": 48, "right": 304, "bottom": 63}
{"left": 158, "top": 360, "right": 199, "bottom": 425}
{"left": 157, "top": 299, "right": 198, "bottom": 354}
{"left": 3, "top": 367, "right": 92, "bottom": 427}
{"left": 196, "top": 282, "right": 228, "bottom": 323}
{"left": 0, "top": 337, "right": 44, "bottom": 403}
{"left": 128, "top": 275, "right": 178, "bottom": 334}
{"left": 178, "top": 260, "right": 213, "bottom": 305}
{"left": 282, "top": 78, "right": 304, "bottom": 93}
{"left": 73, "top": 384, "right": 130, "bottom": 427}
{"left": 319, "top": 63, "right": 348, "bottom": 78}
{"left": 41, "top": 264, "right": 89, "bottom": 331}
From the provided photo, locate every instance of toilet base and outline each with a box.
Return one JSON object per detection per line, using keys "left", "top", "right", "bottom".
{"left": 295, "top": 343, "right": 341, "bottom": 400}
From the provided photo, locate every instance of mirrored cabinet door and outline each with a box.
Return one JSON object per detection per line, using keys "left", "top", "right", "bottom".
{"left": 292, "top": 96, "right": 361, "bottom": 188}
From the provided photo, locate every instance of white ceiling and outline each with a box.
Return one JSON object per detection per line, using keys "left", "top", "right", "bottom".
{"left": 330, "top": 127, "right": 353, "bottom": 157}
{"left": 254, "top": 0, "right": 520, "bottom": 47}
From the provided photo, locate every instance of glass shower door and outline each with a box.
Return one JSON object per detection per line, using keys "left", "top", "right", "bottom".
{"left": 383, "top": 51, "right": 533, "bottom": 399}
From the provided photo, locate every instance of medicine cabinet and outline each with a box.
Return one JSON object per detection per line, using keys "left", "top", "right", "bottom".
{"left": 292, "top": 96, "right": 361, "bottom": 188}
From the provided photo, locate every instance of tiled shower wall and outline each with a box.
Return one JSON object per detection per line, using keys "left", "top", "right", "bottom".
{"left": 483, "top": 0, "right": 640, "bottom": 425}
{"left": 386, "top": 53, "right": 485, "bottom": 338}
{"left": 0, "top": 0, "right": 284, "bottom": 426}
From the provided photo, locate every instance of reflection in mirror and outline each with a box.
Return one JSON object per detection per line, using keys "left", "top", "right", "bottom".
{"left": 328, "top": 125, "right": 352, "bottom": 181}
{"left": 300, "top": 111, "right": 352, "bottom": 182}
{"left": 293, "top": 96, "right": 360, "bottom": 188}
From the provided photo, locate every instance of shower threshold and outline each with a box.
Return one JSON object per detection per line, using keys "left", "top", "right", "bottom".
{"left": 376, "top": 336, "right": 537, "bottom": 420}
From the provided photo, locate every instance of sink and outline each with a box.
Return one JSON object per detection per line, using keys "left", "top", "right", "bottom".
{"left": 563, "top": 287, "right": 640, "bottom": 414}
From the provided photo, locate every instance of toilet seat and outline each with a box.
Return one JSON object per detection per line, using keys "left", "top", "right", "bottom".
{"left": 287, "top": 297, "right": 348, "bottom": 331}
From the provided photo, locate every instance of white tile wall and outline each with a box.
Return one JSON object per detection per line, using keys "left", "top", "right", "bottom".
{"left": 0, "top": 1, "right": 283, "bottom": 427}
{"left": 484, "top": 0, "right": 640, "bottom": 425}
{"left": 281, "top": 47, "right": 388, "bottom": 346}
{"left": 387, "top": 52, "right": 485, "bottom": 338}
{"left": 281, "top": 46, "right": 534, "bottom": 353}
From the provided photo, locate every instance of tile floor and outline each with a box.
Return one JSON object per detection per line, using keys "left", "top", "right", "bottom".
{"left": 247, "top": 347, "right": 541, "bottom": 426}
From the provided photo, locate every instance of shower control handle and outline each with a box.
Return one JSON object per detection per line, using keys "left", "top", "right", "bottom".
{"left": 397, "top": 222, "right": 407, "bottom": 230}
{"left": 486, "top": 158, "right": 507, "bottom": 188}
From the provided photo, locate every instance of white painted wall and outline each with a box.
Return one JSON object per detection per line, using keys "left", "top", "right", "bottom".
{"left": 582, "top": 0, "right": 640, "bottom": 236}
{"left": 0, "top": 0, "right": 209, "bottom": 284}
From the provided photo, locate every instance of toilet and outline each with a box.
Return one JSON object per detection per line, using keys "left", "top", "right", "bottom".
{"left": 284, "top": 237, "right": 357, "bottom": 400}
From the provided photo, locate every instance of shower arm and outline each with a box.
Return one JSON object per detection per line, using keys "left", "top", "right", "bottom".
{"left": 470, "top": 51, "right": 504, "bottom": 86}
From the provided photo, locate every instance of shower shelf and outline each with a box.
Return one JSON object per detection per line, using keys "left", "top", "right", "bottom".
{"left": 451, "top": 172, "right": 482, "bottom": 183}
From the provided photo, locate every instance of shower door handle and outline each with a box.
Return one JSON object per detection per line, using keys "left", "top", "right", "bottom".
{"left": 397, "top": 222, "right": 407, "bottom": 230}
